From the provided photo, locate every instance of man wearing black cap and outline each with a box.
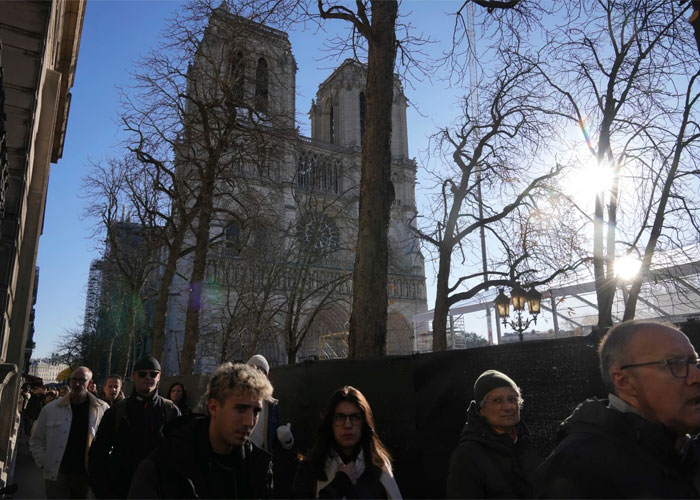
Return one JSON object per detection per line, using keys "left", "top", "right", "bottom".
{"left": 88, "top": 356, "right": 179, "bottom": 498}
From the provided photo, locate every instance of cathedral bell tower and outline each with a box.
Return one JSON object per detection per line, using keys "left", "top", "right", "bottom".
{"left": 308, "top": 59, "right": 410, "bottom": 159}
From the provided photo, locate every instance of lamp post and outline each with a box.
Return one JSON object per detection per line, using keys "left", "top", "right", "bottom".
{"left": 494, "top": 284, "right": 542, "bottom": 342}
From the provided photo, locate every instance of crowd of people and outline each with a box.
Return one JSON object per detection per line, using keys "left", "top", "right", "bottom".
{"left": 22, "top": 319, "right": 700, "bottom": 498}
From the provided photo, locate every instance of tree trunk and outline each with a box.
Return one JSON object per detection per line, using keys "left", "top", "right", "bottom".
{"left": 180, "top": 175, "right": 215, "bottom": 375}
{"left": 348, "top": 0, "right": 398, "bottom": 358}
{"left": 285, "top": 301, "right": 297, "bottom": 364}
{"left": 432, "top": 245, "right": 453, "bottom": 351}
{"left": 117, "top": 303, "right": 135, "bottom": 378}
{"left": 151, "top": 209, "right": 190, "bottom": 360}
{"left": 594, "top": 115, "right": 615, "bottom": 330}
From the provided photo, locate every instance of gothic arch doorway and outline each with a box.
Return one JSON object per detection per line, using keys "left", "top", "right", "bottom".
{"left": 297, "top": 303, "right": 349, "bottom": 360}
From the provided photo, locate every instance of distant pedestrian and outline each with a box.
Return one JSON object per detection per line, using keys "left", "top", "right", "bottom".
{"left": 101, "top": 374, "right": 124, "bottom": 407}
{"left": 44, "top": 389, "right": 58, "bottom": 405}
{"left": 247, "top": 354, "right": 296, "bottom": 497}
{"left": 24, "top": 386, "right": 44, "bottom": 437}
{"left": 292, "top": 386, "right": 401, "bottom": 499}
{"left": 128, "top": 362, "right": 274, "bottom": 498}
{"left": 167, "top": 381, "right": 191, "bottom": 415}
{"left": 19, "top": 385, "right": 31, "bottom": 436}
{"left": 88, "top": 356, "right": 179, "bottom": 498}
{"left": 59, "top": 385, "right": 69, "bottom": 398}
{"left": 246, "top": 355, "right": 294, "bottom": 452}
{"left": 87, "top": 379, "right": 98, "bottom": 396}
{"left": 446, "top": 370, "right": 540, "bottom": 498}
{"left": 29, "top": 366, "right": 109, "bottom": 499}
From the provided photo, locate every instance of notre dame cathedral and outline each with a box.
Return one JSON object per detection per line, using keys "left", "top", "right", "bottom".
{"left": 162, "top": 7, "right": 427, "bottom": 374}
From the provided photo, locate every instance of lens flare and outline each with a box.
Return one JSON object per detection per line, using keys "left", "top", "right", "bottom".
{"left": 615, "top": 255, "right": 642, "bottom": 281}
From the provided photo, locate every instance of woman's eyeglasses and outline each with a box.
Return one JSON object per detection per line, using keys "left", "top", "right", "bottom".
{"left": 333, "top": 412, "right": 363, "bottom": 426}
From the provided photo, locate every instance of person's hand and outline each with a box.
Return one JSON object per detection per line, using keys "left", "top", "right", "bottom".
{"left": 338, "top": 461, "right": 358, "bottom": 484}
{"left": 276, "top": 423, "right": 294, "bottom": 449}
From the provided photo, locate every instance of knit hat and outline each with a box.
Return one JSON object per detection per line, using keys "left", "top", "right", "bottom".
{"left": 473, "top": 369, "right": 519, "bottom": 404}
{"left": 247, "top": 354, "right": 270, "bottom": 375}
{"left": 133, "top": 356, "right": 161, "bottom": 372}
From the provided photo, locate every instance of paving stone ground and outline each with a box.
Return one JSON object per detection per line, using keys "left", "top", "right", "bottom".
{"left": 11, "top": 434, "right": 45, "bottom": 499}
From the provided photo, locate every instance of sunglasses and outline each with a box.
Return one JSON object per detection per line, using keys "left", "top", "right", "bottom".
{"left": 136, "top": 370, "right": 160, "bottom": 378}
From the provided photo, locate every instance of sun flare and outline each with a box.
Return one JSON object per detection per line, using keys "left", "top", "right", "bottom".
{"left": 562, "top": 158, "right": 614, "bottom": 208}
{"left": 615, "top": 255, "right": 642, "bottom": 281}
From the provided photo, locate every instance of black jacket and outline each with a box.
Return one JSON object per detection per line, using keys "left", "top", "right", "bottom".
{"left": 88, "top": 391, "right": 179, "bottom": 498}
{"left": 446, "top": 401, "right": 540, "bottom": 499}
{"left": 128, "top": 414, "right": 273, "bottom": 499}
{"left": 537, "top": 398, "right": 700, "bottom": 498}
{"left": 292, "top": 455, "right": 388, "bottom": 499}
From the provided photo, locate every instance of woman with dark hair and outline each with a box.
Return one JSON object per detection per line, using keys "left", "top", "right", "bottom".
{"left": 292, "top": 386, "right": 402, "bottom": 499}
{"left": 167, "top": 381, "right": 191, "bottom": 415}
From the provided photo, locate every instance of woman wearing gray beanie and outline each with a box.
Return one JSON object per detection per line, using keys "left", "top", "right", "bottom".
{"left": 445, "top": 370, "right": 540, "bottom": 498}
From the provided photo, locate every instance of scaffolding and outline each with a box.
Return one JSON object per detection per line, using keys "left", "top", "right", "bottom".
{"left": 319, "top": 331, "right": 348, "bottom": 359}
{"left": 413, "top": 246, "right": 700, "bottom": 350}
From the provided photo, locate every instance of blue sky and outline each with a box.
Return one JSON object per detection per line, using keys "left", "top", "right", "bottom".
{"left": 33, "top": 0, "right": 473, "bottom": 357}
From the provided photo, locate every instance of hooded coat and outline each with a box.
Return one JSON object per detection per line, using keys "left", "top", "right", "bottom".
{"left": 446, "top": 401, "right": 540, "bottom": 499}
{"left": 537, "top": 398, "right": 700, "bottom": 499}
{"left": 128, "top": 414, "right": 273, "bottom": 499}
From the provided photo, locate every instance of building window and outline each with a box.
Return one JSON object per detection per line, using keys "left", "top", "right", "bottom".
{"left": 223, "top": 222, "right": 241, "bottom": 257}
{"left": 229, "top": 51, "right": 245, "bottom": 103}
{"left": 359, "top": 91, "right": 366, "bottom": 145}
{"left": 255, "top": 57, "right": 269, "bottom": 113}
{"left": 297, "top": 152, "right": 340, "bottom": 194}
{"left": 299, "top": 212, "right": 340, "bottom": 253}
{"left": 328, "top": 100, "right": 335, "bottom": 144}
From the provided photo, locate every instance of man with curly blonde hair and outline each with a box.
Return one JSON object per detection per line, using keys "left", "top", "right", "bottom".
{"left": 129, "top": 363, "right": 275, "bottom": 499}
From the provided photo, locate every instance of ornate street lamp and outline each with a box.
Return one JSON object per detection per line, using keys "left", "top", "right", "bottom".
{"left": 494, "top": 284, "right": 542, "bottom": 342}
{"left": 494, "top": 289, "right": 511, "bottom": 318}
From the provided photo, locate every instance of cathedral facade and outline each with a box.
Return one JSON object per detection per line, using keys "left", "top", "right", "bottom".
{"left": 162, "top": 10, "right": 427, "bottom": 373}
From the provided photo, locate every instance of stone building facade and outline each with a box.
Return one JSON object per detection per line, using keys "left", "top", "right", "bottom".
{"left": 0, "top": 0, "right": 86, "bottom": 486}
{"left": 163, "top": 10, "right": 427, "bottom": 373}
{"left": 28, "top": 358, "right": 69, "bottom": 384}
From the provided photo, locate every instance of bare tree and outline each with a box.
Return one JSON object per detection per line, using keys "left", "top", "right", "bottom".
{"left": 535, "top": 0, "right": 699, "bottom": 328}
{"left": 317, "top": 0, "right": 398, "bottom": 358}
{"left": 83, "top": 158, "right": 163, "bottom": 375}
{"left": 194, "top": 160, "right": 355, "bottom": 365}
{"left": 53, "top": 326, "right": 97, "bottom": 372}
{"left": 279, "top": 180, "right": 354, "bottom": 363}
{"left": 316, "top": 0, "right": 551, "bottom": 356}
{"left": 417, "top": 51, "right": 589, "bottom": 350}
{"left": 622, "top": 69, "right": 700, "bottom": 319}
{"left": 117, "top": 0, "right": 302, "bottom": 374}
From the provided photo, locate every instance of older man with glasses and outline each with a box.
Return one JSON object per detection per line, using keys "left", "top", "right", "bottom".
{"left": 538, "top": 320, "right": 700, "bottom": 498}
{"left": 29, "top": 366, "right": 109, "bottom": 498}
{"left": 88, "top": 356, "right": 179, "bottom": 499}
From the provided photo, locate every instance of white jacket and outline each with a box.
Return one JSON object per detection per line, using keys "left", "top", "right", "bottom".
{"left": 29, "top": 392, "right": 109, "bottom": 480}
